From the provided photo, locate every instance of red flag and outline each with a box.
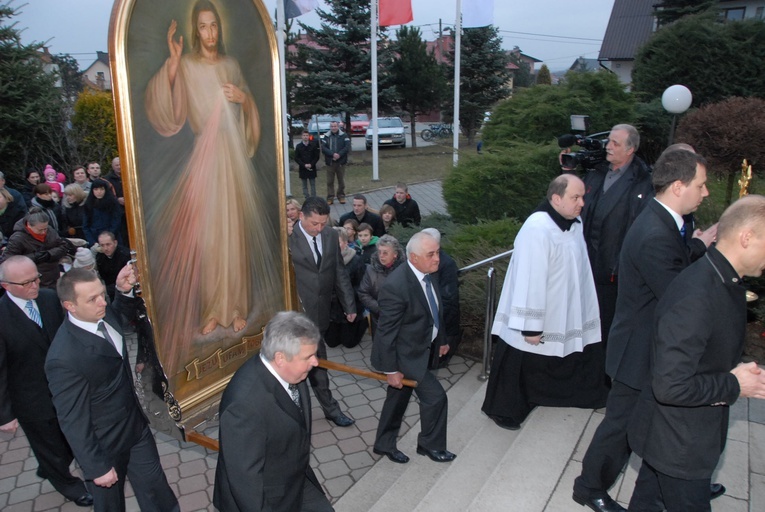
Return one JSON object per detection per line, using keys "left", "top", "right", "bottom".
{"left": 379, "top": 0, "right": 413, "bottom": 27}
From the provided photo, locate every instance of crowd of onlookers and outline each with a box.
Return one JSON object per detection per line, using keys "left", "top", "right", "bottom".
{"left": 0, "top": 157, "right": 131, "bottom": 294}
{"left": 285, "top": 185, "right": 461, "bottom": 357}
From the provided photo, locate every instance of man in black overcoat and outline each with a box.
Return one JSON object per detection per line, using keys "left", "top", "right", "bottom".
{"left": 45, "top": 264, "right": 178, "bottom": 512}
{"left": 574, "top": 149, "right": 719, "bottom": 511}
{"left": 213, "top": 311, "right": 333, "bottom": 512}
{"left": 628, "top": 194, "right": 765, "bottom": 510}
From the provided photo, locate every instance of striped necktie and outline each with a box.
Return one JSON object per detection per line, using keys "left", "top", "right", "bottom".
{"left": 26, "top": 300, "right": 42, "bottom": 328}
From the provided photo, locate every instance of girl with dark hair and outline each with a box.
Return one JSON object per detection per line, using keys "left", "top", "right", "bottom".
{"left": 82, "top": 179, "right": 122, "bottom": 246}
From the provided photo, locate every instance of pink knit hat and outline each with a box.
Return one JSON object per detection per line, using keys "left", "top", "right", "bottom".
{"left": 43, "top": 164, "right": 56, "bottom": 179}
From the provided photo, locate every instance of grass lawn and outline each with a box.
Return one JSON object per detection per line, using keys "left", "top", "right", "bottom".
{"left": 287, "top": 142, "right": 466, "bottom": 196}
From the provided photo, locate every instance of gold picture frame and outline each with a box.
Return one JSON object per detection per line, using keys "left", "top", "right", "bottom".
{"left": 109, "top": 0, "right": 294, "bottom": 435}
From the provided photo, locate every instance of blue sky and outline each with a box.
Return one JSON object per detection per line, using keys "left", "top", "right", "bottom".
{"left": 12, "top": 0, "right": 614, "bottom": 71}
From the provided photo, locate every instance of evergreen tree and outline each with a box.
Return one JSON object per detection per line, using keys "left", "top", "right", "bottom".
{"left": 654, "top": 0, "right": 716, "bottom": 27}
{"left": 482, "top": 70, "right": 634, "bottom": 146}
{"left": 444, "top": 26, "right": 512, "bottom": 145}
{"left": 0, "top": 3, "right": 69, "bottom": 184}
{"left": 633, "top": 13, "right": 765, "bottom": 107}
{"left": 293, "top": 0, "right": 393, "bottom": 129}
{"left": 536, "top": 64, "right": 552, "bottom": 85}
{"left": 390, "top": 26, "right": 445, "bottom": 148}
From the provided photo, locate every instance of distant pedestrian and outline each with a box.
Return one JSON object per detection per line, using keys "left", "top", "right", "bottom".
{"left": 295, "top": 130, "right": 320, "bottom": 199}
{"left": 321, "top": 121, "right": 350, "bottom": 205}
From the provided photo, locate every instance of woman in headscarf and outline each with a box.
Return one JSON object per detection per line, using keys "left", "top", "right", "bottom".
{"left": 358, "top": 234, "right": 405, "bottom": 335}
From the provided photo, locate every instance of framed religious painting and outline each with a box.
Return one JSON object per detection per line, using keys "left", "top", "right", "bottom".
{"left": 109, "top": 0, "right": 293, "bottom": 440}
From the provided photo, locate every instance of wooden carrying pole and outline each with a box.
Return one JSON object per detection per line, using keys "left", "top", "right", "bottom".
{"left": 318, "top": 359, "right": 418, "bottom": 388}
{"left": 185, "top": 359, "right": 417, "bottom": 451}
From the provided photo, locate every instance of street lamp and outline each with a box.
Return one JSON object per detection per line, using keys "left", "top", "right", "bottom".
{"left": 661, "top": 85, "right": 693, "bottom": 146}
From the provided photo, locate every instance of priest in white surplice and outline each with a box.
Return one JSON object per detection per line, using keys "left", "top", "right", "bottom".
{"left": 482, "top": 174, "right": 609, "bottom": 430}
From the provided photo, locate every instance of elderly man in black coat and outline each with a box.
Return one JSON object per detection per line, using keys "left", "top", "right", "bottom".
{"left": 372, "top": 230, "right": 455, "bottom": 464}
{"left": 214, "top": 311, "right": 333, "bottom": 512}
{"left": 0, "top": 256, "right": 92, "bottom": 507}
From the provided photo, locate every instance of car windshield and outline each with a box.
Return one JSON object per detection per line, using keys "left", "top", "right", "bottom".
{"left": 378, "top": 118, "right": 403, "bottom": 128}
{"left": 352, "top": 114, "right": 369, "bottom": 122}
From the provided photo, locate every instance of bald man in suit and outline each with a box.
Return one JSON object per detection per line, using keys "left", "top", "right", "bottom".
{"left": 0, "top": 256, "right": 92, "bottom": 506}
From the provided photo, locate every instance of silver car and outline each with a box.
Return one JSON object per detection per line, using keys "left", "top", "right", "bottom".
{"left": 365, "top": 117, "right": 406, "bottom": 149}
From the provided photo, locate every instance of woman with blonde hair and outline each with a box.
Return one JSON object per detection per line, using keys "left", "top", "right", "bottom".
{"left": 61, "top": 184, "right": 87, "bottom": 239}
{"left": 286, "top": 197, "right": 301, "bottom": 235}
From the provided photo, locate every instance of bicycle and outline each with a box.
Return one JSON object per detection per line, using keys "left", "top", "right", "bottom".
{"left": 420, "top": 123, "right": 453, "bottom": 142}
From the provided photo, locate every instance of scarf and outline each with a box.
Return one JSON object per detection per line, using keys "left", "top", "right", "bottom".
{"left": 25, "top": 224, "right": 47, "bottom": 243}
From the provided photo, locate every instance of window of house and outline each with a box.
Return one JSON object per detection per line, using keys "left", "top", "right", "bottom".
{"left": 756, "top": 6, "right": 764, "bottom": 19}
{"left": 722, "top": 7, "right": 746, "bottom": 21}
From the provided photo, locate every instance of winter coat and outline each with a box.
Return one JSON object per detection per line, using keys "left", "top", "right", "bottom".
{"left": 1, "top": 219, "right": 71, "bottom": 288}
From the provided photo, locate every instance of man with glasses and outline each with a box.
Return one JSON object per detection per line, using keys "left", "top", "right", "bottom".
{"left": 0, "top": 256, "right": 93, "bottom": 507}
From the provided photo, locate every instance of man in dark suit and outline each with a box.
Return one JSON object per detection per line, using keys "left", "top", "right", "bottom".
{"left": 338, "top": 194, "right": 386, "bottom": 238}
{"left": 45, "top": 264, "right": 178, "bottom": 512}
{"left": 573, "top": 149, "right": 718, "bottom": 511}
{"left": 213, "top": 311, "right": 333, "bottom": 512}
{"left": 628, "top": 194, "right": 765, "bottom": 510}
{"left": 372, "top": 230, "right": 455, "bottom": 464}
{"left": 0, "top": 256, "right": 92, "bottom": 507}
{"left": 289, "top": 196, "right": 356, "bottom": 427}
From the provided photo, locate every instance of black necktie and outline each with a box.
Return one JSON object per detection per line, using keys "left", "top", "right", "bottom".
{"left": 424, "top": 275, "right": 440, "bottom": 330}
{"left": 312, "top": 236, "right": 322, "bottom": 269}
{"left": 97, "top": 321, "right": 120, "bottom": 354}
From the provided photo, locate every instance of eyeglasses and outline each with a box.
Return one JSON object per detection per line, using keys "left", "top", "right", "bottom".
{"left": 1, "top": 274, "right": 42, "bottom": 287}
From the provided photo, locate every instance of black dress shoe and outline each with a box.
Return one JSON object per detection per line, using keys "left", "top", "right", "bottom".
{"left": 416, "top": 446, "right": 457, "bottom": 462}
{"left": 572, "top": 491, "right": 626, "bottom": 512}
{"left": 489, "top": 415, "right": 521, "bottom": 430}
{"left": 327, "top": 413, "right": 355, "bottom": 427}
{"left": 73, "top": 493, "right": 94, "bottom": 507}
{"left": 373, "top": 447, "right": 410, "bottom": 464}
{"left": 710, "top": 482, "right": 726, "bottom": 500}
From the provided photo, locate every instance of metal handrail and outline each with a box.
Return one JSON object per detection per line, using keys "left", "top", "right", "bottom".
{"left": 458, "top": 249, "right": 514, "bottom": 381}
{"left": 457, "top": 249, "right": 514, "bottom": 275}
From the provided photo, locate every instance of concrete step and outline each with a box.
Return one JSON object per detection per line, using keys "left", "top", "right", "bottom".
{"left": 412, "top": 404, "right": 521, "bottom": 511}
{"left": 467, "top": 407, "right": 592, "bottom": 511}
{"left": 334, "top": 363, "right": 486, "bottom": 512}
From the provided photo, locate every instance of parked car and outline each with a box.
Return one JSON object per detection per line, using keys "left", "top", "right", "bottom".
{"left": 349, "top": 113, "right": 370, "bottom": 136}
{"left": 365, "top": 117, "right": 406, "bottom": 149}
{"left": 307, "top": 115, "right": 344, "bottom": 137}
{"left": 287, "top": 114, "right": 305, "bottom": 135}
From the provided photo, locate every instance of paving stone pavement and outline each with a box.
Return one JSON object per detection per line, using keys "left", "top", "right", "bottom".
{"left": 327, "top": 180, "right": 447, "bottom": 221}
